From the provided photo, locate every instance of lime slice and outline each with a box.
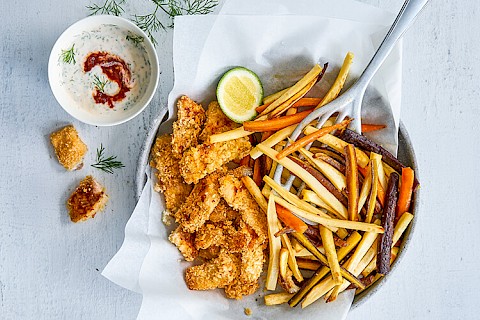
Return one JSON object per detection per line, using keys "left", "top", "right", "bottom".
{"left": 216, "top": 67, "right": 263, "bottom": 123}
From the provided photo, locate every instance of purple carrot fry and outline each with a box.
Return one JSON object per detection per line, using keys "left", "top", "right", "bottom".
{"left": 377, "top": 172, "right": 399, "bottom": 275}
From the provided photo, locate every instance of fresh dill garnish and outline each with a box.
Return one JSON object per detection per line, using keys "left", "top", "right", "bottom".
{"left": 91, "top": 144, "right": 125, "bottom": 174}
{"left": 87, "top": 0, "right": 219, "bottom": 46}
{"left": 126, "top": 32, "right": 145, "bottom": 46}
{"left": 60, "top": 44, "right": 76, "bottom": 64}
{"left": 93, "top": 75, "right": 108, "bottom": 93}
{"left": 87, "top": 0, "right": 126, "bottom": 16}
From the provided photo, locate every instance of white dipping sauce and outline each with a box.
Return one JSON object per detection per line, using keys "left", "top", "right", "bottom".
{"left": 58, "top": 24, "right": 151, "bottom": 114}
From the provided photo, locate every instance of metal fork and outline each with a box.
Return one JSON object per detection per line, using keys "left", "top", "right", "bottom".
{"left": 274, "top": 0, "right": 429, "bottom": 190}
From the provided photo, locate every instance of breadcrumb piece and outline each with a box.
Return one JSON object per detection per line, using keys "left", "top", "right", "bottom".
{"left": 172, "top": 96, "right": 206, "bottom": 158}
{"left": 244, "top": 308, "right": 252, "bottom": 316}
{"left": 50, "top": 125, "right": 87, "bottom": 171}
{"left": 67, "top": 176, "right": 108, "bottom": 223}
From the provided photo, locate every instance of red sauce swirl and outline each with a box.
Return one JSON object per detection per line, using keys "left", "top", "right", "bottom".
{"left": 84, "top": 51, "right": 132, "bottom": 109}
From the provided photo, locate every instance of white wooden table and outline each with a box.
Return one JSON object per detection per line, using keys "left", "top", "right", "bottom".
{"left": 1, "top": 1, "right": 477, "bottom": 319}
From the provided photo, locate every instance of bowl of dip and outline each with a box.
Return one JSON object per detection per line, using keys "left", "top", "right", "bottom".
{"left": 48, "top": 15, "right": 159, "bottom": 126}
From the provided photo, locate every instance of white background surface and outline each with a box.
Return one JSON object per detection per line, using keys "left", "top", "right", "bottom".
{"left": 0, "top": 0, "right": 477, "bottom": 319}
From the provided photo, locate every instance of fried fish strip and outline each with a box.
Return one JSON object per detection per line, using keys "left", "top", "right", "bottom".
{"left": 219, "top": 172, "right": 268, "bottom": 245}
{"left": 171, "top": 96, "right": 206, "bottom": 158}
{"left": 175, "top": 169, "right": 225, "bottom": 233}
{"left": 185, "top": 252, "right": 240, "bottom": 290}
{"left": 180, "top": 103, "right": 252, "bottom": 184}
{"left": 169, "top": 226, "right": 198, "bottom": 261}
{"left": 199, "top": 101, "right": 239, "bottom": 142}
{"left": 150, "top": 135, "right": 192, "bottom": 212}
{"left": 180, "top": 138, "right": 251, "bottom": 184}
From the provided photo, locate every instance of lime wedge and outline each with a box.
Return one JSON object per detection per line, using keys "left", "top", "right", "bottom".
{"left": 216, "top": 67, "right": 263, "bottom": 123}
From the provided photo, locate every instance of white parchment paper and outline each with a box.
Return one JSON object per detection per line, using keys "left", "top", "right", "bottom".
{"left": 103, "top": 1, "right": 402, "bottom": 319}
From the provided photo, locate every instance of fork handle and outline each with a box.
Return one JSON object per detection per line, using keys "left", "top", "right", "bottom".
{"left": 355, "top": 0, "right": 429, "bottom": 91}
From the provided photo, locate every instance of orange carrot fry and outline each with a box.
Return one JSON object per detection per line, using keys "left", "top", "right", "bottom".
{"left": 243, "top": 109, "right": 314, "bottom": 132}
{"left": 361, "top": 124, "right": 386, "bottom": 132}
{"left": 275, "top": 204, "right": 308, "bottom": 233}
{"left": 276, "top": 119, "right": 352, "bottom": 160}
{"left": 256, "top": 103, "right": 271, "bottom": 113}
{"left": 292, "top": 98, "right": 322, "bottom": 108}
{"left": 396, "top": 167, "right": 414, "bottom": 220}
{"left": 345, "top": 144, "right": 359, "bottom": 221}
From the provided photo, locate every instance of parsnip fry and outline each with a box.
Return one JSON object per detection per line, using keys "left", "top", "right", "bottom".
{"left": 290, "top": 232, "right": 365, "bottom": 290}
{"left": 257, "top": 145, "right": 348, "bottom": 218}
{"left": 296, "top": 258, "right": 322, "bottom": 271}
{"left": 345, "top": 144, "right": 359, "bottom": 221}
{"left": 274, "top": 195, "right": 384, "bottom": 234}
{"left": 263, "top": 87, "right": 290, "bottom": 105}
{"left": 264, "top": 292, "right": 294, "bottom": 306}
{"left": 326, "top": 239, "right": 379, "bottom": 302}
{"left": 370, "top": 152, "right": 387, "bottom": 191}
{"left": 242, "top": 176, "right": 268, "bottom": 213}
{"left": 300, "top": 148, "right": 347, "bottom": 192}
{"left": 289, "top": 157, "right": 348, "bottom": 214}
{"left": 270, "top": 74, "right": 319, "bottom": 118}
{"left": 377, "top": 173, "right": 399, "bottom": 275}
{"left": 301, "top": 189, "right": 335, "bottom": 213}
{"left": 289, "top": 232, "right": 361, "bottom": 307}
{"left": 281, "top": 234, "right": 304, "bottom": 282}
{"left": 303, "top": 127, "right": 369, "bottom": 167}
{"left": 319, "top": 225, "right": 343, "bottom": 285}
{"left": 366, "top": 159, "right": 378, "bottom": 223}
{"left": 316, "top": 52, "right": 354, "bottom": 108}
{"left": 279, "top": 248, "right": 289, "bottom": 280}
{"left": 276, "top": 119, "right": 352, "bottom": 160}
{"left": 266, "top": 195, "right": 282, "bottom": 290}
{"left": 346, "top": 219, "right": 381, "bottom": 270}
{"left": 392, "top": 212, "right": 414, "bottom": 245}
{"left": 250, "top": 124, "right": 298, "bottom": 159}
{"left": 260, "top": 64, "right": 323, "bottom": 116}
{"left": 208, "top": 126, "right": 253, "bottom": 143}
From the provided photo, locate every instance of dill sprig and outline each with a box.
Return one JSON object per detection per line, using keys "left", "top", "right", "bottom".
{"left": 91, "top": 144, "right": 125, "bottom": 174}
{"left": 60, "top": 44, "right": 76, "bottom": 64}
{"left": 133, "top": 7, "right": 163, "bottom": 46}
{"left": 87, "top": 0, "right": 126, "bottom": 16}
{"left": 87, "top": 0, "right": 219, "bottom": 46}
{"left": 126, "top": 32, "right": 145, "bottom": 46}
{"left": 93, "top": 75, "right": 108, "bottom": 93}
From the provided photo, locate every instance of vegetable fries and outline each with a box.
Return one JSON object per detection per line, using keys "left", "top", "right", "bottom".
{"left": 214, "top": 53, "right": 417, "bottom": 308}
